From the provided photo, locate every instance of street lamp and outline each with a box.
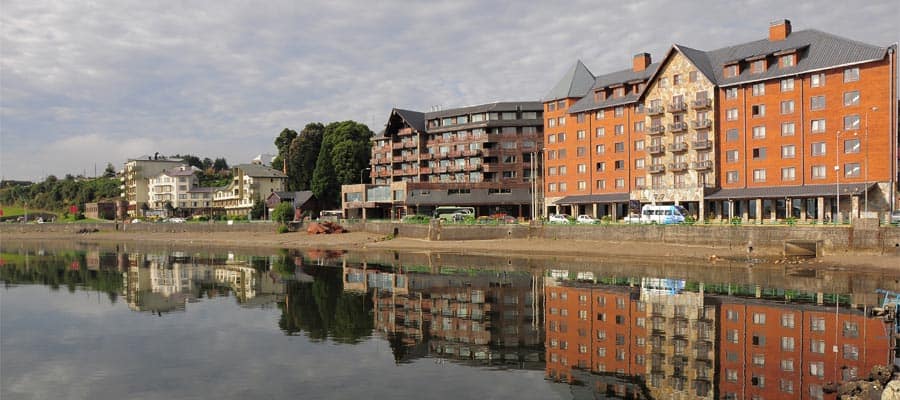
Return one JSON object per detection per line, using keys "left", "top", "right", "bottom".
{"left": 360, "top": 167, "right": 371, "bottom": 184}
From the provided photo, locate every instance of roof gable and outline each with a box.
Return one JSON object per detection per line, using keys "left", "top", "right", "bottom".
{"left": 543, "top": 60, "right": 595, "bottom": 102}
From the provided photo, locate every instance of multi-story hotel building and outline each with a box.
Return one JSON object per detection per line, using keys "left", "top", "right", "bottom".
{"left": 212, "top": 163, "right": 286, "bottom": 216}
{"left": 342, "top": 102, "right": 543, "bottom": 219}
{"left": 121, "top": 155, "right": 185, "bottom": 215}
{"left": 147, "top": 165, "right": 216, "bottom": 215}
{"left": 543, "top": 20, "right": 897, "bottom": 223}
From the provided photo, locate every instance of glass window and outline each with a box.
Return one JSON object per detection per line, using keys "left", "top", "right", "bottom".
{"left": 782, "top": 145, "right": 796, "bottom": 158}
{"left": 727, "top": 171, "right": 739, "bottom": 183}
{"left": 845, "top": 163, "right": 860, "bottom": 177}
{"left": 782, "top": 167, "right": 796, "bottom": 181}
{"left": 843, "top": 67, "right": 859, "bottom": 82}
{"left": 811, "top": 142, "right": 826, "bottom": 156}
{"left": 845, "top": 138, "right": 860, "bottom": 153}
{"left": 811, "top": 119, "right": 826, "bottom": 133}
{"left": 843, "top": 90, "right": 860, "bottom": 106}
{"left": 726, "top": 150, "right": 739, "bottom": 162}
{"left": 781, "top": 100, "right": 794, "bottom": 114}
{"left": 753, "top": 169, "right": 766, "bottom": 182}
{"left": 782, "top": 122, "right": 795, "bottom": 136}
{"left": 812, "top": 165, "right": 826, "bottom": 179}
{"left": 752, "top": 83, "right": 765, "bottom": 95}
{"left": 844, "top": 115, "right": 860, "bottom": 130}
{"left": 810, "top": 73, "right": 825, "bottom": 87}
{"left": 725, "top": 87, "right": 738, "bottom": 99}
{"left": 726, "top": 129, "right": 739, "bottom": 142}
{"left": 810, "top": 95, "right": 826, "bottom": 110}
{"left": 781, "top": 78, "right": 795, "bottom": 92}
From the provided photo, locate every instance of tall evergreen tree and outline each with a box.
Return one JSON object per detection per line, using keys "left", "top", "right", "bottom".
{"left": 286, "top": 123, "right": 324, "bottom": 191}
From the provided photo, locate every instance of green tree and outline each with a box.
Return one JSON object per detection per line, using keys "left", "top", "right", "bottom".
{"left": 311, "top": 121, "right": 372, "bottom": 209}
{"left": 271, "top": 202, "right": 294, "bottom": 224}
{"left": 212, "top": 158, "right": 229, "bottom": 172}
{"left": 272, "top": 128, "right": 298, "bottom": 172}
{"left": 250, "top": 199, "right": 266, "bottom": 220}
{"left": 103, "top": 163, "right": 117, "bottom": 178}
{"left": 286, "top": 123, "right": 324, "bottom": 191}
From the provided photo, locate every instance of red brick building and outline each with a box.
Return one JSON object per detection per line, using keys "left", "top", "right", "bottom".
{"left": 543, "top": 20, "right": 898, "bottom": 223}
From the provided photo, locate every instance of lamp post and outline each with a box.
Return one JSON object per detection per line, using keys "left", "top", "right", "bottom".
{"left": 360, "top": 167, "right": 371, "bottom": 184}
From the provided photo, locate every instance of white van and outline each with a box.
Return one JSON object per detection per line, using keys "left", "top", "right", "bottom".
{"left": 640, "top": 205, "right": 687, "bottom": 224}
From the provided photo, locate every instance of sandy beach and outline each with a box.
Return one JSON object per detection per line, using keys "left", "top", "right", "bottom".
{"left": 4, "top": 229, "right": 898, "bottom": 273}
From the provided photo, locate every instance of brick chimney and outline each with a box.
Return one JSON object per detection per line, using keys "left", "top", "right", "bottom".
{"left": 633, "top": 53, "right": 651, "bottom": 72}
{"left": 769, "top": 19, "right": 791, "bottom": 41}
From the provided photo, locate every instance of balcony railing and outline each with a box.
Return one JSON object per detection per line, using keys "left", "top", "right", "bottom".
{"left": 648, "top": 125, "right": 666, "bottom": 135}
{"left": 692, "top": 140, "right": 712, "bottom": 150}
{"left": 669, "top": 162, "right": 689, "bottom": 172}
{"left": 668, "top": 142, "right": 689, "bottom": 152}
{"left": 692, "top": 119, "right": 712, "bottom": 129}
{"left": 647, "top": 105, "right": 665, "bottom": 115}
{"left": 649, "top": 164, "right": 666, "bottom": 174}
{"left": 667, "top": 102, "right": 687, "bottom": 113}
{"left": 692, "top": 160, "right": 713, "bottom": 170}
{"left": 392, "top": 142, "right": 405, "bottom": 149}
{"left": 403, "top": 141, "right": 418, "bottom": 148}
{"left": 691, "top": 98, "right": 711, "bottom": 109}
{"left": 647, "top": 145, "right": 665, "bottom": 155}
{"left": 669, "top": 122, "right": 688, "bottom": 132}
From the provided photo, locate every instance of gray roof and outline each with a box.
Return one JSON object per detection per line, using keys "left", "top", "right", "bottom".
{"left": 705, "top": 183, "right": 874, "bottom": 200}
{"left": 543, "top": 60, "right": 595, "bottom": 101}
{"left": 393, "top": 108, "right": 426, "bottom": 133}
{"left": 568, "top": 63, "right": 660, "bottom": 114}
{"left": 703, "top": 29, "right": 889, "bottom": 87}
{"left": 424, "top": 101, "right": 542, "bottom": 119}
{"left": 162, "top": 166, "right": 196, "bottom": 177}
{"left": 273, "top": 190, "right": 315, "bottom": 205}
{"left": 234, "top": 163, "right": 287, "bottom": 178}
{"left": 188, "top": 186, "right": 220, "bottom": 193}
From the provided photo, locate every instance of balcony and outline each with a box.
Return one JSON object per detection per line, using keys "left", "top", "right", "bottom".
{"left": 668, "top": 122, "right": 687, "bottom": 133}
{"left": 647, "top": 105, "right": 665, "bottom": 116}
{"left": 420, "top": 153, "right": 434, "bottom": 160}
{"left": 403, "top": 141, "right": 418, "bottom": 149}
{"left": 392, "top": 155, "right": 404, "bottom": 163}
{"left": 649, "top": 164, "right": 666, "bottom": 174}
{"left": 692, "top": 140, "right": 712, "bottom": 150}
{"left": 397, "top": 127, "right": 415, "bottom": 136}
{"left": 691, "top": 98, "right": 711, "bottom": 109}
{"left": 667, "top": 102, "right": 687, "bottom": 113}
{"left": 392, "top": 142, "right": 405, "bottom": 149}
{"left": 669, "top": 162, "right": 689, "bottom": 172}
{"left": 692, "top": 160, "right": 713, "bottom": 170}
{"left": 647, "top": 145, "right": 665, "bottom": 155}
{"left": 667, "top": 142, "right": 689, "bottom": 152}
{"left": 419, "top": 167, "right": 432, "bottom": 174}
{"left": 692, "top": 119, "right": 712, "bottom": 129}
{"left": 648, "top": 125, "right": 666, "bottom": 135}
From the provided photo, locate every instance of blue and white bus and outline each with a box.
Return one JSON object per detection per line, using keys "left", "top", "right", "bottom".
{"left": 433, "top": 206, "right": 475, "bottom": 221}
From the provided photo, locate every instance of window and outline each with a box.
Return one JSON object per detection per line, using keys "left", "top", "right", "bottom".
{"left": 726, "top": 87, "right": 738, "bottom": 99}
{"left": 753, "top": 353, "right": 765, "bottom": 366}
{"left": 781, "top": 78, "right": 795, "bottom": 92}
{"left": 811, "top": 73, "right": 825, "bottom": 87}
{"left": 752, "top": 126, "right": 766, "bottom": 139}
{"left": 845, "top": 138, "right": 860, "bottom": 153}
{"left": 752, "top": 82, "right": 765, "bottom": 96}
{"left": 781, "top": 100, "right": 794, "bottom": 114}
{"left": 689, "top": 71, "right": 698, "bottom": 82}
{"left": 614, "top": 106, "right": 624, "bottom": 117}
{"left": 844, "top": 115, "right": 860, "bottom": 130}
{"left": 752, "top": 147, "right": 767, "bottom": 159}
{"left": 811, "top": 317, "right": 825, "bottom": 332}
{"left": 843, "top": 344, "right": 859, "bottom": 360}
{"left": 810, "top": 361, "right": 825, "bottom": 376}
{"left": 727, "top": 171, "right": 739, "bottom": 183}
{"left": 726, "top": 108, "right": 739, "bottom": 121}
{"left": 614, "top": 124, "right": 624, "bottom": 135}
{"left": 595, "top": 110, "right": 604, "bottom": 119}
{"left": 633, "top": 121, "right": 644, "bottom": 132}
{"left": 547, "top": 119, "right": 556, "bottom": 128}
{"left": 615, "top": 178, "right": 625, "bottom": 188}
{"left": 845, "top": 163, "right": 860, "bottom": 177}
{"left": 811, "top": 119, "right": 826, "bottom": 133}
{"left": 635, "top": 158, "right": 645, "bottom": 169}
{"left": 782, "top": 313, "right": 795, "bottom": 328}
{"left": 673, "top": 74, "right": 682, "bottom": 85}
{"left": 548, "top": 167, "right": 557, "bottom": 176}
{"left": 559, "top": 166, "right": 567, "bottom": 175}
{"left": 752, "top": 375, "right": 765, "bottom": 388}
{"left": 751, "top": 60, "right": 766, "bottom": 74}
{"left": 659, "top": 77, "right": 668, "bottom": 88}
{"left": 782, "top": 122, "right": 795, "bottom": 136}
{"left": 596, "top": 144, "right": 605, "bottom": 154}
{"left": 558, "top": 117, "right": 566, "bottom": 126}
{"left": 558, "top": 133, "right": 566, "bottom": 142}
{"left": 724, "top": 64, "right": 739, "bottom": 78}
{"left": 727, "top": 310, "right": 739, "bottom": 321}
{"left": 782, "top": 359, "right": 795, "bottom": 371}
{"left": 614, "top": 142, "right": 624, "bottom": 153}
{"left": 782, "top": 167, "right": 796, "bottom": 181}
{"left": 577, "top": 164, "right": 586, "bottom": 173}
{"left": 559, "top": 182, "right": 567, "bottom": 192}
{"left": 596, "top": 180, "right": 606, "bottom": 189}
{"left": 726, "top": 129, "right": 739, "bottom": 142}
{"left": 635, "top": 176, "right": 645, "bottom": 188}
{"left": 726, "top": 150, "right": 739, "bottom": 162}
{"left": 844, "top": 90, "right": 860, "bottom": 106}
{"left": 844, "top": 67, "right": 859, "bottom": 82}
{"left": 810, "top": 95, "right": 825, "bottom": 110}
{"left": 781, "top": 53, "right": 795, "bottom": 67}
{"left": 726, "top": 370, "right": 738, "bottom": 382}
{"left": 781, "top": 379, "right": 794, "bottom": 394}
{"left": 811, "top": 142, "right": 826, "bottom": 156}
{"left": 782, "top": 336, "right": 795, "bottom": 351}
{"left": 752, "top": 104, "right": 765, "bottom": 117}
{"left": 576, "top": 113, "right": 585, "bottom": 124}
{"left": 614, "top": 160, "right": 624, "bottom": 170}
{"left": 753, "top": 313, "right": 766, "bottom": 324}
{"left": 634, "top": 140, "right": 644, "bottom": 151}
{"left": 596, "top": 162, "right": 605, "bottom": 172}
{"left": 782, "top": 145, "right": 796, "bottom": 158}
{"left": 812, "top": 165, "right": 826, "bottom": 179}
{"left": 595, "top": 127, "right": 605, "bottom": 137}
{"left": 576, "top": 147, "right": 586, "bottom": 157}
{"left": 753, "top": 169, "right": 766, "bottom": 182}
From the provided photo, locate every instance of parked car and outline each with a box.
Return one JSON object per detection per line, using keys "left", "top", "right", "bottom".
{"left": 576, "top": 215, "right": 598, "bottom": 224}
{"left": 891, "top": 210, "right": 900, "bottom": 224}
{"left": 622, "top": 214, "right": 642, "bottom": 224}
{"left": 131, "top": 218, "right": 142, "bottom": 223}
{"left": 168, "top": 217, "right": 186, "bottom": 223}
{"left": 548, "top": 214, "right": 571, "bottom": 223}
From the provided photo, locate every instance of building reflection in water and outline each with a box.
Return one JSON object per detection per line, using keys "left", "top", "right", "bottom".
{"left": 544, "top": 275, "right": 894, "bottom": 400}
{"left": 344, "top": 262, "right": 545, "bottom": 368}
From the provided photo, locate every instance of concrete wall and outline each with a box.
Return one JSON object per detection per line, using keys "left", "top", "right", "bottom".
{"left": 4, "top": 222, "right": 279, "bottom": 234}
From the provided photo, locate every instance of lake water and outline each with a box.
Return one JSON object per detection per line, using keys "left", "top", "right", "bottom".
{"left": 2, "top": 240, "right": 898, "bottom": 400}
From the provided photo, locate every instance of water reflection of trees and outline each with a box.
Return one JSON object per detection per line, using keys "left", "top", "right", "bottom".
{"left": 278, "top": 263, "right": 373, "bottom": 343}
{"left": 0, "top": 251, "right": 122, "bottom": 303}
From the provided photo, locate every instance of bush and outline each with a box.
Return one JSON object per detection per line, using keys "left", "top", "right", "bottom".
{"left": 601, "top": 215, "right": 612, "bottom": 225}
{"left": 682, "top": 216, "right": 696, "bottom": 225}
{"left": 271, "top": 203, "right": 295, "bottom": 224}
{"left": 785, "top": 216, "right": 797, "bottom": 226}
{"left": 402, "top": 215, "right": 430, "bottom": 224}
{"left": 276, "top": 224, "right": 290, "bottom": 234}
{"left": 730, "top": 217, "right": 742, "bottom": 226}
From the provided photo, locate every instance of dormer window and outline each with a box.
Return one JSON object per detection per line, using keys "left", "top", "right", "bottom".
{"left": 780, "top": 54, "right": 795, "bottom": 68}
{"left": 594, "top": 90, "right": 606, "bottom": 102}
{"left": 724, "top": 64, "right": 739, "bottom": 78}
{"left": 751, "top": 59, "right": 766, "bottom": 74}
{"left": 614, "top": 87, "right": 625, "bottom": 97}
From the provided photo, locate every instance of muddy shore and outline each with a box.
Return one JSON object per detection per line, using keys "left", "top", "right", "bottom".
{"left": 3, "top": 229, "right": 898, "bottom": 273}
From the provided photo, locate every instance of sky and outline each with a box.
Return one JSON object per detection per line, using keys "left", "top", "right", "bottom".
{"left": 1, "top": 0, "right": 898, "bottom": 181}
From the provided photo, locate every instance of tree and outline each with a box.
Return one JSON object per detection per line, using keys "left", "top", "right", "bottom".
{"left": 202, "top": 157, "right": 213, "bottom": 170}
{"left": 250, "top": 199, "right": 266, "bottom": 220}
{"left": 175, "top": 154, "right": 203, "bottom": 169}
{"left": 212, "top": 158, "right": 229, "bottom": 172}
{"left": 286, "top": 123, "right": 324, "bottom": 191}
{"left": 271, "top": 202, "right": 294, "bottom": 224}
{"left": 311, "top": 121, "right": 372, "bottom": 209}
{"left": 103, "top": 163, "right": 117, "bottom": 178}
{"left": 272, "top": 128, "right": 298, "bottom": 172}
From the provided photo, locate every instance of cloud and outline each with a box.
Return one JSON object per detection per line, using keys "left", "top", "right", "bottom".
{"left": 1, "top": 0, "right": 897, "bottom": 180}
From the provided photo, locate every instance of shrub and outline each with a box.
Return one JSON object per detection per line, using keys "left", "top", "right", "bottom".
{"left": 785, "top": 216, "right": 797, "bottom": 226}
{"left": 682, "top": 216, "right": 696, "bottom": 225}
{"left": 276, "top": 224, "right": 290, "bottom": 234}
{"left": 271, "top": 202, "right": 295, "bottom": 224}
{"left": 601, "top": 215, "right": 613, "bottom": 225}
{"left": 730, "top": 217, "right": 742, "bottom": 226}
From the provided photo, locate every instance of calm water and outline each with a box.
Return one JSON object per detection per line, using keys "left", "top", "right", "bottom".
{"left": 1, "top": 241, "right": 898, "bottom": 400}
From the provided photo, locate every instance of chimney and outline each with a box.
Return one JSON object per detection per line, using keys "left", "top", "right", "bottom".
{"left": 769, "top": 19, "right": 791, "bottom": 41}
{"left": 633, "top": 53, "right": 651, "bottom": 72}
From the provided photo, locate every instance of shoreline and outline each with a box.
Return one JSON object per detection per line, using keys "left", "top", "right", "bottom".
{"left": 3, "top": 229, "right": 898, "bottom": 273}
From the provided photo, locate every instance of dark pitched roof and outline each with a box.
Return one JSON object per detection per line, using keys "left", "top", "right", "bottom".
{"left": 393, "top": 108, "right": 426, "bottom": 133}
{"left": 705, "top": 183, "right": 873, "bottom": 200}
{"left": 543, "top": 60, "right": 595, "bottom": 101}
{"left": 568, "top": 63, "right": 660, "bottom": 114}
{"left": 273, "top": 191, "right": 315, "bottom": 205}
{"left": 423, "top": 101, "right": 542, "bottom": 119}
{"left": 234, "top": 163, "right": 287, "bottom": 178}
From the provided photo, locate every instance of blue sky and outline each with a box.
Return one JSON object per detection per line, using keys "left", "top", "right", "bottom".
{"left": 1, "top": 0, "right": 897, "bottom": 181}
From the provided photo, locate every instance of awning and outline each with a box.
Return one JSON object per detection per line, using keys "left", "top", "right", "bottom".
{"left": 554, "top": 193, "right": 630, "bottom": 205}
{"left": 704, "top": 183, "right": 875, "bottom": 200}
